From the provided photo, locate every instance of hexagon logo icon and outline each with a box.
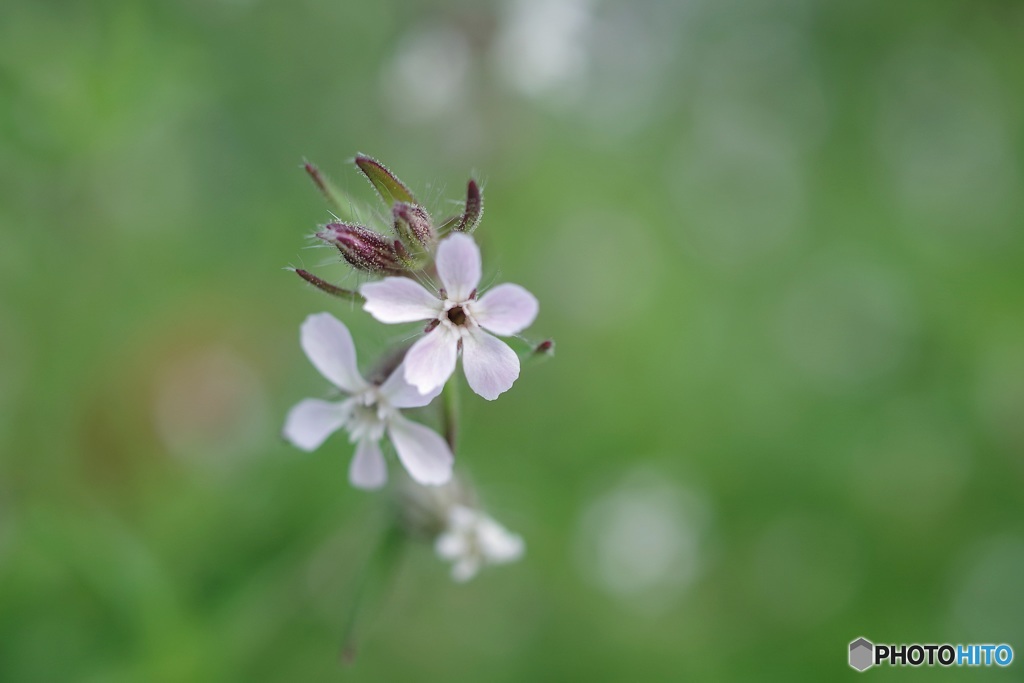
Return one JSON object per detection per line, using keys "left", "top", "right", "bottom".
{"left": 849, "top": 637, "right": 874, "bottom": 671}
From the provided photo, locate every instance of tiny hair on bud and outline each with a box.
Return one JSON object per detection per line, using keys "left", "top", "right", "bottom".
{"left": 302, "top": 160, "right": 359, "bottom": 221}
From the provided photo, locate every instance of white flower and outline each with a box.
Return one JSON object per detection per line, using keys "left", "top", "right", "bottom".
{"left": 282, "top": 312, "right": 454, "bottom": 489}
{"left": 360, "top": 233, "right": 539, "bottom": 400}
{"left": 434, "top": 505, "right": 525, "bottom": 582}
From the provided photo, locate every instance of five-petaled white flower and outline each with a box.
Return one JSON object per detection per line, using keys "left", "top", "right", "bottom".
{"left": 283, "top": 312, "right": 454, "bottom": 489}
{"left": 434, "top": 505, "right": 525, "bottom": 582}
{"left": 360, "top": 233, "right": 539, "bottom": 400}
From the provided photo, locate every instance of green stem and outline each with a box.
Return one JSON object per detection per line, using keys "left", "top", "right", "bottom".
{"left": 339, "top": 519, "right": 405, "bottom": 664}
{"left": 442, "top": 380, "right": 459, "bottom": 453}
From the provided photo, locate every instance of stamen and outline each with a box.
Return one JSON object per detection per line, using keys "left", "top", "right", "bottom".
{"left": 447, "top": 305, "right": 467, "bottom": 326}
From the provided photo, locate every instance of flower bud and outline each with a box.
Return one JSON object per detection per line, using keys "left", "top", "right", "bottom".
{"left": 293, "top": 269, "right": 363, "bottom": 302}
{"left": 317, "top": 223, "right": 404, "bottom": 273}
{"left": 392, "top": 202, "right": 435, "bottom": 250}
{"left": 453, "top": 179, "right": 482, "bottom": 233}
{"left": 395, "top": 474, "right": 477, "bottom": 540}
{"left": 354, "top": 153, "right": 417, "bottom": 205}
{"left": 533, "top": 339, "right": 555, "bottom": 356}
{"left": 438, "top": 179, "right": 483, "bottom": 234}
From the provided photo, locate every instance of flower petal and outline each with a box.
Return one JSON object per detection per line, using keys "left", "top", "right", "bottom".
{"left": 461, "top": 329, "right": 520, "bottom": 400}
{"left": 378, "top": 362, "right": 443, "bottom": 408}
{"left": 474, "top": 283, "right": 539, "bottom": 336}
{"left": 447, "top": 505, "right": 478, "bottom": 532}
{"left": 300, "top": 313, "right": 368, "bottom": 393}
{"left": 403, "top": 327, "right": 458, "bottom": 395}
{"left": 479, "top": 518, "right": 525, "bottom": 563}
{"left": 349, "top": 438, "right": 387, "bottom": 489}
{"left": 436, "top": 233, "right": 481, "bottom": 301}
{"left": 452, "top": 557, "right": 481, "bottom": 582}
{"left": 434, "top": 531, "right": 467, "bottom": 560}
{"left": 361, "top": 277, "right": 441, "bottom": 323}
{"left": 282, "top": 398, "right": 350, "bottom": 451}
{"left": 387, "top": 414, "right": 454, "bottom": 486}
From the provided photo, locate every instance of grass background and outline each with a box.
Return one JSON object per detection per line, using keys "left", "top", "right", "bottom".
{"left": 1, "top": 0, "right": 1023, "bottom": 680}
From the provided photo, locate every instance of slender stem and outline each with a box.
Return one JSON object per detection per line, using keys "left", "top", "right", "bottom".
{"left": 441, "top": 380, "right": 459, "bottom": 453}
{"left": 339, "top": 520, "right": 405, "bottom": 664}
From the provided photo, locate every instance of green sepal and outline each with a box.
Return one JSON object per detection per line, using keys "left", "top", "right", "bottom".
{"left": 304, "top": 161, "right": 362, "bottom": 222}
{"left": 354, "top": 154, "right": 417, "bottom": 206}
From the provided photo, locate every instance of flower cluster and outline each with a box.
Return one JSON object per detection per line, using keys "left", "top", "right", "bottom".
{"left": 436, "top": 505, "right": 525, "bottom": 582}
{"left": 396, "top": 476, "right": 525, "bottom": 582}
{"left": 283, "top": 155, "right": 549, "bottom": 583}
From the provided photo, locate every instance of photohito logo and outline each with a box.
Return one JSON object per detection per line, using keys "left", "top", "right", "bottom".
{"left": 849, "top": 637, "right": 1014, "bottom": 671}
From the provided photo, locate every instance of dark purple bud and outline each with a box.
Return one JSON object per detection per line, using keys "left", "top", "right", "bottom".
{"left": 439, "top": 179, "right": 484, "bottom": 234}
{"left": 317, "top": 223, "right": 404, "bottom": 273}
{"left": 393, "top": 239, "right": 411, "bottom": 261}
{"left": 453, "top": 179, "right": 483, "bottom": 233}
{"left": 392, "top": 202, "right": 435, "bottom": 249}
{"left": 293, "top": 269, "right": 364, "bottom": 302}
{"left": 533, "top": 339, "right": 555, "bottom": 356}
{"left": 354, "top": 154, "right": 417, "bottom": 205}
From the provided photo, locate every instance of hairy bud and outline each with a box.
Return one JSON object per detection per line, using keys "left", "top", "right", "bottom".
{"left": 393, "top": 202, "right": 435, "bottom": 250}
{"left": 439, "top": 179, "right": 484, "bottom": 234}
{"left": 454, "top": 179, "right": 483, "bottom": 232}
{"left": 354, "top": 153, "right": 417, "bottom": 205}
{"left": 317, "top": 223, "right": 404, "bottom": 273}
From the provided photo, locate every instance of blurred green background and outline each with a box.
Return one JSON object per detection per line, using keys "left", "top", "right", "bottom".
{"left": 2, "top": 0, "right": 1023, "bottom": 680}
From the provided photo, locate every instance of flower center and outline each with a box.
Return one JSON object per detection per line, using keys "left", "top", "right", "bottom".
{"left": 446, "top": 305, "right": 467, "bottom": 326}
{"left": 346, "top": 390, "right": 390, "bottom": 442}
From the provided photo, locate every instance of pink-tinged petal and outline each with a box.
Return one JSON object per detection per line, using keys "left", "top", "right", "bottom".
{"left": 461, "top": 329, "right": 520, "bottom": 400}
{"left": 349, "top": 438, "right": 387, "bottom": 489}
{"left": 378, "top": 362, "right": 443, "bottom": 409}
{"left": 387, "top": 414, "right": 454, "bottom": 485}
{"left": 403, "top": 327, "right": 458, "bottom": 395}
{"left": 474, "top": 283, "right": 539, "bottom": 336}
{"left": 436, "top": 233, "right": 481, "bottom": 301}
{"left": 300, "top": 313, "right": 368, "bottom": 393}
{"left": 361, "top": 277, "right": 441, "bottom": 323}
{"left": 283, "top": 398, "right": 350, "bottom": 451}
